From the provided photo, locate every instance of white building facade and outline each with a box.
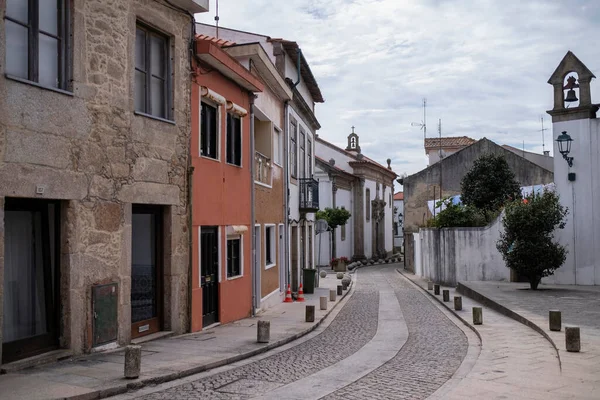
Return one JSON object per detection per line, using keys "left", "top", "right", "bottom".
{"left": 315, "top": 130, "right": 397, "bottom": 266}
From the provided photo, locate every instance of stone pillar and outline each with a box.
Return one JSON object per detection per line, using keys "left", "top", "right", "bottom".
{"left": 565, "top": 326, "right": 581, "bottom": 352}
{"left": 427, "top": 281, "right": 433, "bottom": 290}
{"left": 337, "top": 285, "right": 343, "bottom": 295}
{"left": 305, "top": 305, "right": 315, "bottom": 322}
{"left": 320, "top": 296, "right": 327, "bottom": 310}
{"left": 472, "top": 307, "right": 483, "bottom": 325}
{"left": 442, "top": 290, "right": 450, "bottom": 302}
{"left": 124, "top": 345, "right": 142, "bottom": 379}
{"left": 257, "top": 321, "right": 270, "bottom": 343}
{"left": 549, "top": 310, "right": 561, "bottom": 332}
{"left": 434, "top": 284, "right": 440, "bottom": 295}
{"left": 454, "top": 296, "right": 462, "bottom": 311}
{"left": 330, "top": 289, "right": 336, "bottom": 302}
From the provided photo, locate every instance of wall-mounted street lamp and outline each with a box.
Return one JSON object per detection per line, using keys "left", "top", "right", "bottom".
{"left": 556, "top": 131, "right": 574, "bottom": 167}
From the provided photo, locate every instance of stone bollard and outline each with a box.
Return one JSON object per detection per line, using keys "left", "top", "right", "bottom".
{"left": 454, "top": 296, "right": 462, "bottom": 311}
{"left": 342, "top": 279, "right": 349, "bottom": 290}
{"left": 549, "top": 310, "right": 562, "bottom": 332}
{"left": 320, "top": 296, "right": 328, "bottom": 310}
{"left": 320, "top": 270, "right": 327, "bottom": 278}
{"left": 565, "top": 326, "right": 581, "bottom": 352}
{"left": 336, "top": 272, "right": 344, "bottom": 279}
{"left": 306, "top": 305, "right": 315, "bottom": 322}
{"left": 257, "top": 320, "right": 270, "bottom": 343}
{"left": 472, "top": 307, "right": 483, "bottom": 325}
{"left": 434, "top": 284, "right": 440, "bottom": 295}
{"left": 124, "top": 345, "right": 142, "bottom": 379}
{"left": 427, "top": 281, "right": 434, "bottom": 290}
{"left": 337, "top": 285, "right": 343, "bottom": 296}
{"left": 330, "top": 289, "right": 336, "bottom": 302}
{"left": 442, "top": 290, "right": 450, "bottom": 302}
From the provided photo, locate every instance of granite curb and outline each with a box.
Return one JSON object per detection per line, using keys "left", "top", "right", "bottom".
{"left": 64, "top": 279, "right": 356, "bottom": 400}
{"left": 456, "top": 282, "right": 562, "bottom": 370}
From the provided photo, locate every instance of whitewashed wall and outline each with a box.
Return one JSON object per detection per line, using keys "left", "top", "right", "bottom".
{"left": 336, "top": 188, "right": 353, "bottom": 259}
{"left": 550, "top": 117, "right": 600, "bottom": 285}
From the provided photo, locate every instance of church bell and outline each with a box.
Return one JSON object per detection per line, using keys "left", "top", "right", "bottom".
{"left": 564, "top": 89, "right": 578, "bottom": 103}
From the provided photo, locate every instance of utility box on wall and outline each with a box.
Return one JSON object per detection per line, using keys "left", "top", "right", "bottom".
{"left": 92, "top": 283, "right": 118, "bottom": 347}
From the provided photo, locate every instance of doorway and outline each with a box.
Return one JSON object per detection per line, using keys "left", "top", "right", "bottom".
{"left": 254, "top": 225, "right": 261, "bottom": 309}
{"left": 200, "top": 227, "right": 219, "bottom": 327}
{"left": 291, "top": 226, "right": 298, "bottom": 292}
{"left": 131, "top": 205, "right": 163, "bottom": 339}
{"left": 2, "top": 198, "right": 60, "bottom": 363}
{"left": 279, "top": 224, "right": 285, "bottom": 292}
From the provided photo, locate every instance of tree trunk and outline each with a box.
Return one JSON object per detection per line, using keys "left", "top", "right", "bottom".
{"left": 529, "top": 278, "right": 540, "bottom": 290}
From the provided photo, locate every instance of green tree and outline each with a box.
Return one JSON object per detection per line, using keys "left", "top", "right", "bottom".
{"left": 316, "top": 207, "right": 351, "bottom": 258}
{"left": 461, "top": 153, "right": 522, "bottom": 214}
{"left": 496, "top": 190, "right": 568, "bottom": 290}
{"left": 427, "top": 198, "right": 487, "bottom": 228}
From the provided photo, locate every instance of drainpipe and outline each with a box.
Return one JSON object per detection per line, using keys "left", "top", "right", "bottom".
{"left": 292, "top": 48, "right": 302, "bottom": 89}
{"left": 250, "top": 93, "right": 257, "bottom": 316}
{"left": 284, "top": 101, "right": 291, "bottom": 287}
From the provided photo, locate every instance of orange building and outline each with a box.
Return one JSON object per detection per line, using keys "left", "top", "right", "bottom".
{"left": 190, "top": 39, "right": 263, "bottom": 331}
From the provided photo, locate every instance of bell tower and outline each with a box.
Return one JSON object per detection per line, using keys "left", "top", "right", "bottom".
{"left": 346, "top": 126, "right": 361, "bottom": 153}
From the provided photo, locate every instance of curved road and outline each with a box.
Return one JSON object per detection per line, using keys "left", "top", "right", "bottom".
{"left": 114, "top": 266, "right": 468, "bottom": 400}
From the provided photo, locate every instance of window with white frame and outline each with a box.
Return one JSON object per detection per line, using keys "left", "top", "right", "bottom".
{"left": 5, "top": 0, "right": 71, "bottom": 90}
{"left": 265, "top": 225, "right": 275, "bottom": 268}
{"left": 307, "top": 138, "right": 313, "bottom": 177}
{"left": 299, "top": 127, "right": 306, "bottom": 179}
{"left": 290, "top": 118, "right": 297, "bottom": 178}
{"left": 226, "top": 113, "right": 242, "bottom": 166}
{"left": 201, "top": 101, "right": 218, "bottom": 159}
{"left": 273, "top": 127, "right": 282, "bottom": 166}
{"left": 227, "top": 236, "right": 242, "bottom": 278}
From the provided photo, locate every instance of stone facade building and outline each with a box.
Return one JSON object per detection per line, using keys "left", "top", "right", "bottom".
{"left": 315, "top": 130, "right": 397, "bottom": 266}
{"left": 0, "top": 0, "right": 208, "bottom": 366}
{"left": 403, "top": 138, "right": 554, "bottom": 272}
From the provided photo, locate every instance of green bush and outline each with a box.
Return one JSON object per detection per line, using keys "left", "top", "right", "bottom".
{"left": 427, "top": 199, "right": 489, "bottom": 228}
{"left": 496, "top": 190, "right": 568, "bottom": 289}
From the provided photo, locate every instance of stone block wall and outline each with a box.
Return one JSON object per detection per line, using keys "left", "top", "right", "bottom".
{"left": 0, "top": 0, "right": 193, "bottom": 361}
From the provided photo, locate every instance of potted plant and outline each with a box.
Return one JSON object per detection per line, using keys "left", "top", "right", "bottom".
{"left": 331, "top": 256, "right": 349, "bottom": 272}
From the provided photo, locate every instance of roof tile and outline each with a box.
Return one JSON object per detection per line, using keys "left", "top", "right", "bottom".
{"left": 424, "top": 136, "right": 476, "bottom": 150}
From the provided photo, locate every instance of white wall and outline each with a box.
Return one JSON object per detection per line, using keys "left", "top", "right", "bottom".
{"left": 284, "top": 55, "right": 313, "bottom": 112}
{"left": 336, "top": 188, "right": 353, "bottom": 259}
{"left": 417, "top": 214, "right": 510, "bottom": 286}
{"left": 549, "top": 118, "right": 600, "bottom": 285}
{"left": 315, "top": 165, "right": 332, "bottom": 266}
{"left": 315, "top": 141, "right": 355, "bottom": 173}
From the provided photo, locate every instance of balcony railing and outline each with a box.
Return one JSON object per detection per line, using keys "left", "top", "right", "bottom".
{"left": 299, "top": 178, "right": 319, "bottom": 212}
{"left": 255, "top": 152, "right": 272, "bottom": 186}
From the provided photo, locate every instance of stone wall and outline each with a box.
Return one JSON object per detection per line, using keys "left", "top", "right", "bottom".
{"left": 0, "top": 0, "right": 193, "bottom": 361}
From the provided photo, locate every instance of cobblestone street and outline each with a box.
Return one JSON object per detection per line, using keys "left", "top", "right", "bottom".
{"left": 115, "top": 266, "right": 469, "bottom": 399}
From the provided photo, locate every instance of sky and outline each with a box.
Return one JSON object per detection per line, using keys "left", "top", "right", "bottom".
{"left": 195, "top": 0, "right": 600, "bottom": 180}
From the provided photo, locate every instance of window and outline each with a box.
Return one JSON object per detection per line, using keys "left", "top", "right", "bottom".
{"left": 200, "top": 102, "right": 218, "bottom": 159}
{"left": 227, "top": 237, "right": 241, "bottom": 278}
{"left": 290, "top": 118, "right": 297, "bottom": 178}
{"left": 366, "top": 188, "right": 371, "bottom": 221}
{"left": 273, "top": 128, "right": 282, "bottom": 165}
{"left": 341, "top": 207, "right": 346, "bottom": 241}
{"left": 307, "top": 138, "right": 312, "bottom": 177}
{"left": 299, "top": 128, "right": 306, "bottom": 179}
{"left": 265, "top": 226, "right": 275, "bottom": 267}
{"left": 394, "top": 222, "right": 399, "bottom": 236}
{"left": 5, "top": 0, "right": 70, "bottom": 90}
{"left": 135, "top": 23, "right": 170, "bottom": 120}
{"left": 226, "top": 113, "right": 242, "bottom": 166}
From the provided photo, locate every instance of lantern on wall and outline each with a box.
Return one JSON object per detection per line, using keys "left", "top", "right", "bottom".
{"left": 556, "top": 131, "right": 574, "bottom": 168}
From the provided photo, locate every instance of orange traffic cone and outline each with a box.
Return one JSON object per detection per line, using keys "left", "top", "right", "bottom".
{"left": 297, "top": 283, "right": 305, "bottom": 302}
{"left": 284, "top": 284, "right": 293, "bottom": 303}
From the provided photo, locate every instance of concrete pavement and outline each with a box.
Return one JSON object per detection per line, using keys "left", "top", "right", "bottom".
{"left": 0, "top": 272, "right": 352, "bottom": 400}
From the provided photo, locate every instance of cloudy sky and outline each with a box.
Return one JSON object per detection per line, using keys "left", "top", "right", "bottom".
{"left": 196, "top": 0, "right": 600, "bottom": 179}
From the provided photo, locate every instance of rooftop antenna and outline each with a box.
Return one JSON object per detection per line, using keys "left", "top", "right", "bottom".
{"left": 411, "top": 98, "right": 427, "bottom": 139}
{"left": 214, "top": 0, "right": 220, "bottom": 39}
{"left": 539, "top": 115, "right": 548, "bottom": 154}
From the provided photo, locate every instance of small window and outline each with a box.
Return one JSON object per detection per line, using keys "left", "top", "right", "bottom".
{"left": 227, "top": 237, "right": 241, "bottom": 278}
{"left": 290, "top": 119, "right": 297, "bottom": 178}
{"left": 5, "top": 0, "right": 71, "bottom": 90}
{"left": 201, "top": 102, "right": 218, "bottom": 159}
{"left": 135, "top": 23, "right": 171, "bottom": 120}
{"left": 226, "top": 113, "right": 242, "bottom": 166}
{"left": 273, "top": 128, "right": 282, "bottom": 165}
{"left": 366, "top": 188, "right": 371, "bottom": 221}
{"left": 307, "top": 138, "right": 313, "bottom": 177}
{"left": 265, "top": 226, "right": 275, "bottom": 267}
{"left": 299, "top": 128, "right": 306, "bottom": 179}
{"left": 341, "top": 207, "right": 346, "bottom": 241}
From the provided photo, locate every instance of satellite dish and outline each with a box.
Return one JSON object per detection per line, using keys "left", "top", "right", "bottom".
{"left": 316, "top": 219, "right": 329, "bottom": 234}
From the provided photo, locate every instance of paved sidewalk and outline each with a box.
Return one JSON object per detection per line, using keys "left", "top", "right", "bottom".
{"left": 0, "top": 272, "right": 352, "bottom": 400}
{"left": 401, "top": 270, "right": 600, "bottom": 400}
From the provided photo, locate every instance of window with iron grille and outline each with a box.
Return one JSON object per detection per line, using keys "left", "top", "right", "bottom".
{"left": 5, "top": 0, "right": 71, "bottom": 90}
{"left": 227, "top": 237, "right": 241, "bottom": 278}
{"left": 226, "top": 113, "right": 242, "bottom": 166}
{"left": 290, "top": 118, "right": 297, "bottom": 178}
{"left": 200, "top": 101, "right": 218, "bottom": 159}
{"left": 135, "top": 23, "right": 171, "bottom": 120}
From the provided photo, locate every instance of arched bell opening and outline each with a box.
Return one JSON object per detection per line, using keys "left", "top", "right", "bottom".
{"left": 563, "top": 71, "right": 580, "bottom": 108}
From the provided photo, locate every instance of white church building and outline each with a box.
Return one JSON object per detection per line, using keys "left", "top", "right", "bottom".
{"left": 314, "top": 128, "right": 397, "bottom": 266}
